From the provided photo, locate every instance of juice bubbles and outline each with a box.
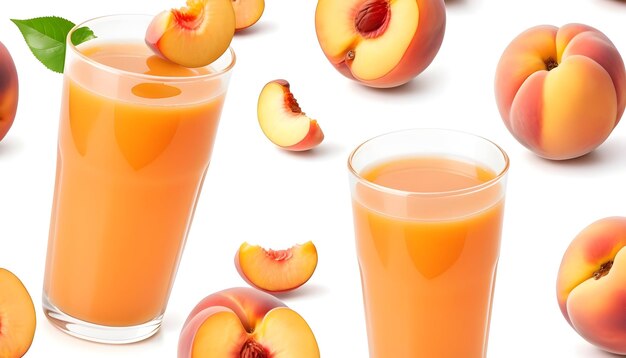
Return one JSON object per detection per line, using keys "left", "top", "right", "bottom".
{"left": 348, "top": 130, "right": 509, "bottom": 358}
{"left": 43, "top": 15, "right": 235, "bottom": 343}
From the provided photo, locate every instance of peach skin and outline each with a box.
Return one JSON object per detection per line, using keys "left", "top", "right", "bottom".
{"left": 556, "top": 217, "right": 626, "bottom": 355}
{"left": 0, "top": 41, "right": 18, "bottom": 142}
{"left": 232, "top": 0, "right": 264, "bottom": 31}
{"left": 235, "top": 242, "right": 318, "bottom": 293}
{"left": 0, "top": 268, "right": 36, "bottom": 358}
{"left": 315, "top": 0, "right": 446, "bottom": 88}
{"left": 178, "top": 287, "right": 320, "bottom": 357}
{"left": 495, "top": 24, "right": 626, "bottom": 160}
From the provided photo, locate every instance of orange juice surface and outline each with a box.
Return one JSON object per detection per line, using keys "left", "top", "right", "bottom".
{"left": 44, "top": 42, "right": 225, "bottom": 326}
{"left": 352, "top": 156, "right": 505, "bottom": 357}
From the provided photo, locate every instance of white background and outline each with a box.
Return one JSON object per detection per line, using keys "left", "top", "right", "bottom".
{"left": 1, "top": 0, "right": 626, "bottom": 357}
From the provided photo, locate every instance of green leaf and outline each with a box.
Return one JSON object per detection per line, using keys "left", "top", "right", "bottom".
{"left": 11, "top": 16, "right": 96, "bottom": 73}
{"left": 71, "top": 26, "right": 96, "bottom": 46}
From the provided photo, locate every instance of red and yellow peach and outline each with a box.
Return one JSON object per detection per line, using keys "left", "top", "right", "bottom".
{"left": 495, "top": 24, "right": 626, "bottom": 160}
{"left": 557, "top": 217, "right": 626, "bottom": 355}
{"left": 178, "top": 287, "right": 320, "bottom": 357}
{"left": 0, "top": 41, "right": 18, "bottom": 142}
{"left": 315, "top": 0, "right": 446, "bottom": 88}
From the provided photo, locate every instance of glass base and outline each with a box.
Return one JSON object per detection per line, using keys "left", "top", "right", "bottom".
{"left": 42, "top": 294, "right": 162, "bottom": 344}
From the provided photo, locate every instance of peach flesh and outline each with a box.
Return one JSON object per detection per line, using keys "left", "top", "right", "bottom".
{"left": 180, "top": 287, "right": 319, "bottom": 358}
{"left": 257, "top": 80, "right": 324, "bottom": 151}
{"left": 0, "top": 269, "right": 36, "bottom": 358}
{"left": 145, "top": 0, "right": 235, "bottom": 68}
{"left": 173, "top": 8, "right": 202, "bottom": 29}
{"left": 316, "top": 0, "right": 446, "bottom": 88}
{"left": 236, "top": 242, "right": 318, "bottom": 293}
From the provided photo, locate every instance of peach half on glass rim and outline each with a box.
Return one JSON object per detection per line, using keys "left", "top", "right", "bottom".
{"left": 178, "top": 287, "right": 320, "bottom": 358}
{"left": 257, "top": 80, "right": 324, "bottom": 151}
{"left": 145, "top": 0, "right": 235, "bottom": 68}
{"left": 315, "top": 0, "right": 446, "bottom": 88}
{"left": 235, "top": 242, "right": 318, "bottom": 293}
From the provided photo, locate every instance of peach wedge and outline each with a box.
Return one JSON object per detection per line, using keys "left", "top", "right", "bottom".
{"left": 495, "top": 24, "right": 626, "bottom": 160}
{"left": 178, "top": 287, "right": 320, "bottom": 357}
{"left": 146, "top": 0, "right": 235, "bottom": 68}
{"left": 557, "top": 217, "right": 626, "bottom": 354}
{"left": 235, "top": 242, "right": 318, "bottom": 293}
{"left": 0, "top": 269, "right": 36, "bottom": 358}
{"left": 315, "top": 0, "right": 446, "bottom": 88}
{"left": 257, "top": 80, "right": 324, "bottom": 151}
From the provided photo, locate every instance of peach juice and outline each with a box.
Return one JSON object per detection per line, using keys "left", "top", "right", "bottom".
{"left": 348, "top": 129, "right": 509, "bottom": 357}
{"left": 43, "top": 15, "right": 234, "bottom": 343}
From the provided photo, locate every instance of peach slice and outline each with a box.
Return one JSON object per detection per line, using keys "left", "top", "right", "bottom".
{"left": 557, "top": 217, "right": 626, "bottom": 354}
{"left": 0, "top": 269, "right": 36, "bottom": 358}
{"left": 235, "top": 242, "right": 318, "bottom": 293}
{"left": 146, "top": 0, "right": 235, "bottom": 68}
{"left": 232, "top": 0, "right": 265, "bottom": 31}
{"left": 178, "top": 287, "right": 320, "bottom": 357}
{"left": 257, "top": 80, "right": 324, "bottom": 151}
{"left": 315, "top": 0, "right": 446, "bottom": 88}
{"left": 0, "top": 41, "right": 18, "bottom": 142}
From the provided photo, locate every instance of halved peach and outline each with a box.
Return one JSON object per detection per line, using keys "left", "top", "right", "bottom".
{"left": 257, "top": 80, "right": 324, "bottom": 151}
{"left": 178, "top": 287, "right": 320, "bottom": 357}
{"left": 0, "top": 268, "right": 36, "bottom": 358}
{"left": 235, "top": 242, "right": 318, "bottom": 293}
{"left": 145, "top": 0, "right": 235, "bottom": 68}
{"left": 315, "top": 0, "right": 446, "bottom": 88}
{"left": 232, "top": 0, "right": 265, "bottom": 31}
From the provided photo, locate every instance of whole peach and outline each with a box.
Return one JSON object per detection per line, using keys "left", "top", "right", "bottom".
{"left": 0, "top": 41, "right": 18, "bottom": 142}
{"left": 495, "top": 24, "right": 626, "bottom": 160}
{"left": 556, "top": 217, "right": 626, "bottom": 354}
{"left": 315, "top": 0, "right": 446, "bottom": 88}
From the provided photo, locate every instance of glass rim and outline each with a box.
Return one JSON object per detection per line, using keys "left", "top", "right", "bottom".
{"left": 67, "top": 14, "right": 236, "bottom": 83}
{"left": 347, "top": 128, "right": 510, "bottom": 198}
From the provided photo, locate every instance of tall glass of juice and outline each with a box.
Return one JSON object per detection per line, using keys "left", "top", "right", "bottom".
{"left": 348, "top": 129, "right": 509, "bottom": 357}
{"left": 43, "top": 15, "right": 235, "bottom": 343}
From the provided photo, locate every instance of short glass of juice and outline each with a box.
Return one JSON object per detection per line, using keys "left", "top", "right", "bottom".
{"left": 43, "top": 14, "right": 235, "bottom": 343}
{"left": 348, "top": 128, "right": 509, "bottom": 357}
